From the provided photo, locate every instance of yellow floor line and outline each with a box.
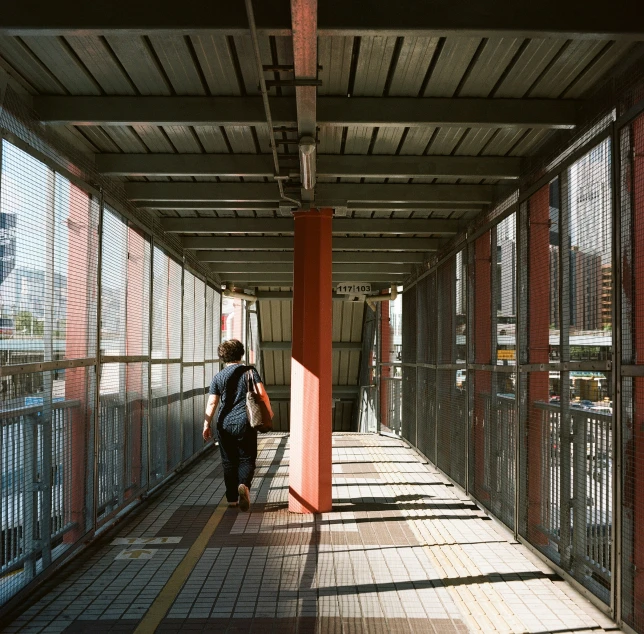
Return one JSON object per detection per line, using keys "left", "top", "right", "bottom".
{"left": 134, "top": 495, "right": 228, "bottom": 633}
{"left": 135, "top": 440, "right": 271, "bottom": 633}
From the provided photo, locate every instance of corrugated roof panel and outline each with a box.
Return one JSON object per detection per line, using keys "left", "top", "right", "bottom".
{"left": 162, "top": 125, "right": 203, "bottom": 152}
{"left": 271, "top": 36, "right": 296, "bottom": 98}
{"left": 372, "top": 127, "right": 405, "bottom": 154}
{"left": 318, "top": 126, "right": 344, "bottom": 153}
{"left": 422, "top": 37, "right": 481, "bottom": 97}
{"left": 564, "top": 41, "right": 633, "bottom": 98}
{"left": 351, "top": 210, "right": 373, "bottom": 218}
{"left": 318, "top": 36, "right": 353, "bottom": 96}
{"left": 426, "top": 127, "right": 467, "bottom": 154}
{"left": 455, "top": 127, "right": 496, "bottom": 155}
{"left": 190, "top": 34, "right": 241, "bottom": 96}
{"left": 492, "top": 39, "right": 564, "bottom": 98}
{"left": 105, "top": 36, "right": 171, "bottom": 95}
{"left": 389, "top": 37, "right": 440, "bottom": 97}
{"left": 0, "top": 37, "right": 64, "bottom": 94}
{"left": 344, "top": 126, "right": 375, "bottom": 154}
{"left": 62, "top": 125, "right": 102, "bottom": 152}
{"left": 509, "top": 128, "right": 551, "bottom": 156}
{"left": 352, "top": 36, "right": 397, "bottom": 96}
{"left": 399, "top": 127, "right": 437, "bottom": 155}
{"left": 131, "top": 125, "right": 174, "bottom": 152}
{"left": 481, "top": 128, "right": 529, "bottom": 155}
{"left": 65, "top": 36, "right": 135, "bottom": 95}
{"left": 77, "top": 125, "right": 122, "bottom": 152}
{"left": 148, "top": 35, "right": 206, "bottom": 96}
{"left": 458, "top": 37, "right": 524, "bottom": 97}
{"left": 102, "top": 125, "right": 148, "bottom": 152}
{"left": 232, "top": 35, "right": 271, "bottom": 96}
{"left": 254, "top": 124, "right": 273, "bottom": 153}
{"left": 222, "top": 126, "right": 258, "bottom": 153}
{"left": 193, "top": 126, "right": 230, "bottom": 153}
{"left": 529, "top": 40, "right": 610, "bottom": 98}
{"left": 372, "top": 209, "right": 393, "bottom": 218}
{"left": 20, "top": 37, "right": 101, "bottom": 95}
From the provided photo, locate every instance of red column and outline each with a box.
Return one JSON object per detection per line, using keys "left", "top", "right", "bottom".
{"left": 630, "top": 114, "right": 644, "bottom": 621}
{"left": 473, "top": 233, "right": 491, "bottom": 501}
{"left": 527, "top": 185, "right": 550, "bottom": 545}
{"left": 380, "top": 299, "right": 392, "bottom": 429}
{"left": 126, "top": 227, "right": 146, "bottom": 494}
{"left": 289, "top": 208, "right": 333, "bottom": 513}
{"left": 64, "top": 186, "right": 92, "bottom": 541}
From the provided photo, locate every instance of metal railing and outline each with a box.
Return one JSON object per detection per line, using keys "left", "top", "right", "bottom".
{"left": 1, "top": 399, "right": 79, "bottom": 581}
{"left": 380, "top": 363, "right": 402, "bottom": 436}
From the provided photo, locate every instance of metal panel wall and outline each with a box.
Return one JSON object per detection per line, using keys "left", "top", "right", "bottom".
{"left": 0, "top": 138, "right": 221, "bottom": 611}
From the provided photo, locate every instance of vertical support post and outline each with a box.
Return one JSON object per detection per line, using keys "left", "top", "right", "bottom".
{"left": 611, "top": 121, "right": 623, "bottom": 623}
{"left": 65, "top": 187, "right": 93, "bottom": 541}
{"left": 380, "top": 299, "right": 391, "bottom": 433}
{"left": 289, "top": 207, "right": 333, "bottom": 514}
{"left": 527, "top": 185, "right": 551, "bottom": 546}
{"left": 516, "top": 203, "right": 527, "bottom": 537}
{"left": 40, "top": 169, "right": 56, "bottom": 568}
{"left": 147, "top": 238, "right": 154, "bottom": 489}
{"left": 560, "top": 171, "right": 573, "bottom": 571}
{"left": 473, "top": 233, "right": 492, "bottom": 502}
{"left": 630, "top": 114, "right": 644, "bottom": 625}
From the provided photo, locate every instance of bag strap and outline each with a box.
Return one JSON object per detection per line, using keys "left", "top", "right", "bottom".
{"left": 245, "top": 367, "right": 257, "bottom": 393}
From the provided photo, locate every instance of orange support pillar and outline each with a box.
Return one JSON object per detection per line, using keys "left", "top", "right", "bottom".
{"left": 527, "top": 185, "right": 550, "bottom": 545}
{"left": 380, "top": 300, "right": 392, "bottom": 429}
{"left": 289, "top": 208, "right": 333, "bottom": 514}
{"left": 473, "top": 233, "right": 491, "bottom": 502}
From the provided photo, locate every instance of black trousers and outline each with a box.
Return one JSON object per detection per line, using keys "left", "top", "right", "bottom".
{"left": 216, "top": 424, "right": 258, "bottom": 502}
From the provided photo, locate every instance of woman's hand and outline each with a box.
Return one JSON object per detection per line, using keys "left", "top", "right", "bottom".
{"left": 203, "top": 422, "right": 212, "bottom": 441}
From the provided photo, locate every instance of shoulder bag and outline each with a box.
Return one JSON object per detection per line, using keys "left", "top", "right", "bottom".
{"left": 245, "top": 367, "right": 273, "bottom": 433}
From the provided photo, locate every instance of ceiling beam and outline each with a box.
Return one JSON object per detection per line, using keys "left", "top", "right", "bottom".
{"left": 125, "top": 182, "right": 501, "bottom": 204}
{"left": 181, "top": 237, "right": 441, "bottom": 250}
{"left": 194, "top": 251, "right": 427, "bottom": 263}
{"left": 35, "top": 96, "right": 579, "bottom": 129}
{"left": 3, "top": 2, "right": 642, "bottom": 39}
{"left": 262, "top": 341, "right": 362, "bottom": 350}
{"left": 97, "top": 153, "right": 522, "bottom": 179}
{"left": 291, "top": 0, "right": 317, "bottom": 200}
{"left": 161, "top": 217, "right": 460, "bottom": 235}
{"left": 210, "top": 263, "right": 411, "bottom": 274}
{"left": 137, "top": 201, "right": 484, "bottom": 213}
{"left": 221, "top": 273, "right": 407, "bottom": 283}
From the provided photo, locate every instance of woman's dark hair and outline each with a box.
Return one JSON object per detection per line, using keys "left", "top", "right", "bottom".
{"left": 218, "top": 339, "right": 244, "bottom": 363}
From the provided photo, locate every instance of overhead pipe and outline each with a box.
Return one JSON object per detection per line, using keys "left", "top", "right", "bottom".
{"left": 243, "top": 0, "right": 299, "bottom": 210}
{"left": 366, "top": 286, "right": 398, "bottom": 311}
{"left": 223, "top": 285, "right": 257, "bottom": 304}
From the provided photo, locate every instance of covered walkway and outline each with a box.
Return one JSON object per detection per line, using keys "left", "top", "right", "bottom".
{"left": 4, "top": 434, "right": 618, "bottom": 633}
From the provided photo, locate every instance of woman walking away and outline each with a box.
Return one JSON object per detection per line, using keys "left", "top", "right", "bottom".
{"left": 203, "top": 339, "right": 273, "bottom": 511}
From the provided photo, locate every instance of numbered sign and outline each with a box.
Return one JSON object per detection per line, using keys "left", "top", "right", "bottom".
{"left": 336, "top": 283, "right": 372, "bottom": 295}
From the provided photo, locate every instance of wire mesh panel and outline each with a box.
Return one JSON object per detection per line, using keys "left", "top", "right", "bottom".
{"left": 416, "top": 367, "right": 435, "bottom": 462}
{"left": 401, "top": 287, "right": 417, "bottom": 444}
{"left": 182, "top": 365, "right": 194, "bottom": 461}
{"left": 402, "top": 365, "right": 417, "bottom": 446}
{"left": 620, "top": 113, "right": 644, "bottom": 631}
{"left": 182, "top": 272, "right": 195, "bottom": 364}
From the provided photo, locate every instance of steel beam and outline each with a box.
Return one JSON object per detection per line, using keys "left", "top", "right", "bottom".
{"left": 195, "top": 251, "right": 427, "bottom": 263}
{"left": 2, "top": 2, "right": 643, "bottom": 38}
{"left": 127, "top": 181, "right": 500, "bottom": 203}
{"left": 262, "top": 341, "right": 362, "bottom": 350}
{"left": 137, "top": 200, "right": 485, "bottom": 213}
{"left": 182, "top": 237, "right": 441, "bottom": 250}
{"left": 162, "top": 217, "right": 460, "bottom": 234}
{"left": 209, "top": 262, "right": 411, "bottom": 274}
{"left": 35, "top": 96, "right": 579, "bottom": 128}
{"left": 97, "top": 153, "right": 522, "bottom": 179}
{"left": 220, "top": 273, "right": 407, "bottom": 283}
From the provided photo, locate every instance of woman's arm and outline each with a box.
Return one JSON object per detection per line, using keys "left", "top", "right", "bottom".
{"left": 256, "top": 381, "right": 274, "bottom": 418}
{"left": 203, "top": 394, "right": 220, "bottom": 441}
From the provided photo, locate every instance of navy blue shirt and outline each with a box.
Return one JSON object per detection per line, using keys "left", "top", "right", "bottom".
{"left": 209, "top": 364, "right": 262, "bottom": 437}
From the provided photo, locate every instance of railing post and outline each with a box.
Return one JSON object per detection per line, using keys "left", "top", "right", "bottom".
{"left": 22, "top": 414, "right": 38, "bottom": 581}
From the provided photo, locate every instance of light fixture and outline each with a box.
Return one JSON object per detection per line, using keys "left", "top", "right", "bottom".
{"left": 298, "top": 136, "right": 317, "bottom": 190}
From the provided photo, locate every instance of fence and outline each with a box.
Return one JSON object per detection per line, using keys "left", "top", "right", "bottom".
{"left": 395, "top": 71, "right": 644, "bottom": 634}
{"left": 0, "top": 129, "right": 224, "bottom": 612}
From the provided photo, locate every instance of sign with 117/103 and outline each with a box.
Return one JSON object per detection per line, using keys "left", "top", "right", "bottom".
{"left": 336, "top": 283, "right": 372, "bottom": 294}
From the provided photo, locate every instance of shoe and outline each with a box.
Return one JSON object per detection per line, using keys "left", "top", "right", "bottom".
{"left": 238, "top": 484, "right": 250, "bottom": 512}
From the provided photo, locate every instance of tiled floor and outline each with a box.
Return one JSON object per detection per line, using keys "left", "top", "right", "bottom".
{"left": 3, "top": 433, "right": 621, "bottom": 633}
